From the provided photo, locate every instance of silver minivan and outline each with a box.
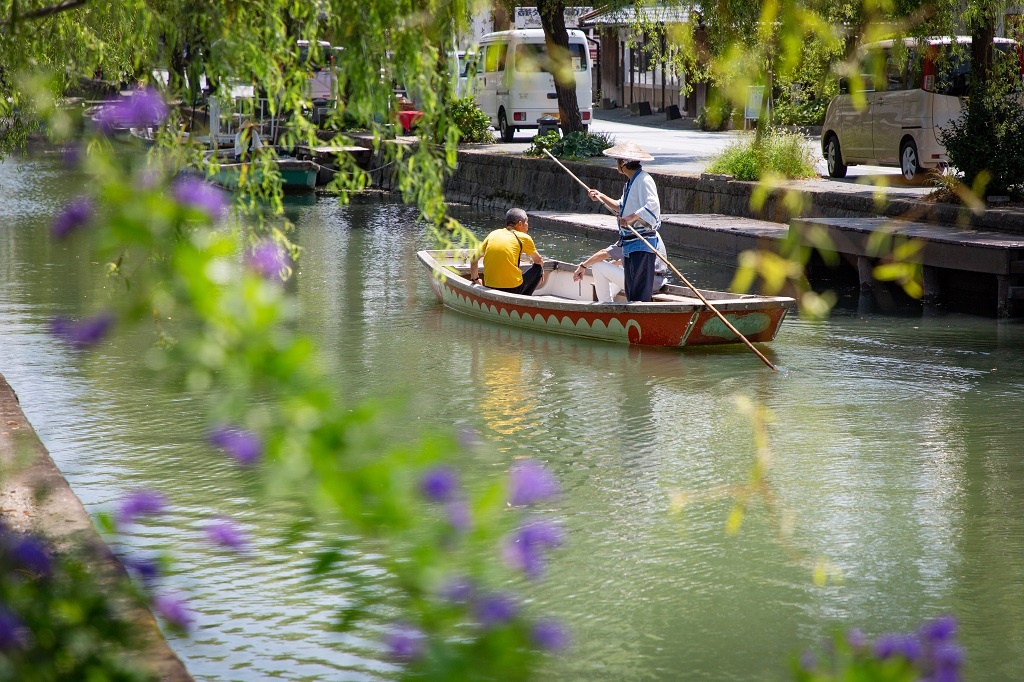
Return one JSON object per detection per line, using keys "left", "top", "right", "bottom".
{"left": 822, "top": 36, "right": 1023, "bottom": 180}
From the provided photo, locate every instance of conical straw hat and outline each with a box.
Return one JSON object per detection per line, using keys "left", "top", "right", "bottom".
{"left": 602, "top": 141, "right": 654, "bottom": 162}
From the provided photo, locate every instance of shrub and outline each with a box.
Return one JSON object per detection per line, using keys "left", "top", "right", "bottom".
{"left": 448, "top": 96, "right": 494, "bottom": 143}
{"left": 696, "top": 99, "right": 734, "bottom": 131}
{"left": 773, "top": 99, "right": 828, "bottom": 127}
{"left": 705, "top": 129, "right": 817, "bottom": 181}
{"left": 525, "top": 130, "right": 612, "bottom": 159}
{"left": 938, "top": 76, "right": 1024, "bottom": 198}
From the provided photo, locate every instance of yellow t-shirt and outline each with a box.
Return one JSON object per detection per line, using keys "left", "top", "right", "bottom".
{"left": 480, "top": 228, "right": 537, "bottom": 288}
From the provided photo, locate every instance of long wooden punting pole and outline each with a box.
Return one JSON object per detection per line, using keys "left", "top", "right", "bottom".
{"left": 543, "top": 149, "right": 778, "bottom": 371}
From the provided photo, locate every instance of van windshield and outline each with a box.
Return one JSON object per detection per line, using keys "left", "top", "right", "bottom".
{"left": 515, "top": 43, "right": 587, "bottom": 73}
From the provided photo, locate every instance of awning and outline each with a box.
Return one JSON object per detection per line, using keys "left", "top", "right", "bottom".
{"left": 578, "top": 2, "right": 694, "bottom": 27}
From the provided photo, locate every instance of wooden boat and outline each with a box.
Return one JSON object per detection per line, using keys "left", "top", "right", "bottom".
{"left": 417, "top": 249, "right": 796, "bottom": 348}
{"left": 208, "top": 157, "right": 320, "bottom": 190}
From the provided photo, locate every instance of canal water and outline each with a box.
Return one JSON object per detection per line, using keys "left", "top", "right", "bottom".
{"left": 2, "top": 154, "right": 1024, "bottom": 681}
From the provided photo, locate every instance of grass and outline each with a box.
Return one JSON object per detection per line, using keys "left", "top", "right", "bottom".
{"left": 705, "top": 129, "right": 818, "bottom": 181}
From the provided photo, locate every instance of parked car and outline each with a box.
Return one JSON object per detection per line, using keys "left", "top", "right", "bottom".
{"left": 472, "top": 28, "right": 593, "bottom": 142}
{"left": 822, "top": 36, "right": 1024, "bottom": 181}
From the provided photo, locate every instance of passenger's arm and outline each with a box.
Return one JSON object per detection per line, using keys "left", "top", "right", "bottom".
{"left": 572, "top": 249, "right": 610, "bottom": 281}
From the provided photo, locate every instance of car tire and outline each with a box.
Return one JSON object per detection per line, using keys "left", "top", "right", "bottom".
{"left": 825, "top": 134, "right": 847, "bottom": 178}
{"left": 498, "top": 110, "right": 515, "bottom": 143}
{"left": 900, "top": 138, "right": 920, "bottom": 181}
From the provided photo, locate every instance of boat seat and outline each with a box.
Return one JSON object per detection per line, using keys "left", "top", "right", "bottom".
{"left": 652, "top": 293, "right": 702, "bottom": 303}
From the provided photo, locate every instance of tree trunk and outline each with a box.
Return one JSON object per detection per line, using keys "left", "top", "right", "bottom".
{"left": 536, "top": 0, "right": 585, "bottom": 133}
{"left": 969, "top": 12, "right": 995, "bottom": 95}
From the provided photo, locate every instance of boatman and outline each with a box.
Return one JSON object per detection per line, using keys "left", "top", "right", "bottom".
{"left": 584, "top": 141, "right": 662, "bottom": 302}
{"left": 468, "top": 208, "right": 545, "bottom": 295}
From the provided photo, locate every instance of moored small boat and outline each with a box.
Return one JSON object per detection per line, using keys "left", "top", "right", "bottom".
{"left": 208, "top": 157, "right": 320, "bottom": 190}
{"left": 418, "top": 249, "right": 796, "bottom": 348}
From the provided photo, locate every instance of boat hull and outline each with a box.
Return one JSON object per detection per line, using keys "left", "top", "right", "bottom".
{"left": 210, "top": 159, "right": 319, "bottom": 190}
{"left": 418, "top": 250, "right": 795, "bottom": 348}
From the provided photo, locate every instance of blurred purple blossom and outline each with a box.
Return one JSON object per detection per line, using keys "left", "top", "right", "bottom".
{"left": 445, "top": 499, "right": 471, "bottom": 533}
{"left": 501, "top": 520, "right": 563, "bottom": 579}
{"left": 117, "top": 489, "right": 168, "bottom": 526}
{"left": 96, "top": 89, "right": 168, "bottom": 133}
{"left": 931, "top": 642, "right": 965, "bottom": 674}
{"left": 438, "top": 575, "right": 475, "bottom": 604}
{"left": 9, "top": 536, "right": 51, "bottom": 576}
{"left": 50, "top": 312, "right": 115, "bottom": 349}
{"left": 61, "top": 144, "right": 81, "bottom": 167}
{"left": 384, "top": 623, "right": 425, "bottom": 660}
{"left": 204, "top": 517, "right": 249, "bottom": 551}
{"left": 125, "top": 555, "right": 161, "bottom": 581}
{"left": 921, "top": 615, "right": 957, "bottom": 644}
{"left": 247, "top": 240, "right": 289, "bottom": 279}
{"left": 420, "top": 466, "right": 458, "bottom": 503}
{"left": 154, "top": 594, "right": 194, "bottom": 633}
{"left": 874, "top": 633, "right": 921, "bottom": 662}
{"left": 51, "top": 196, "right": 93, "bottom": 239}
{"left": 0, "top": 609, "right": 25, "bottom": 651}
{"left": 799, "top": 649, "right": 816, "bottom": 671}
{"left": 509, "top": 460, "right": 559, "bottom": 506}
{"left": 173, "top": 177, "right": 228, "bottom": 220}
{"left": 531, "top": 618, "right": 569, "bottom": 652}
{"left": 474, "top": 592, "right": 518, "bottom": 629}
{"left": 846, "top": 627, "right": 866, "bottom": 649}
{"left": 207, "top": 425, "right": 263, "bottom": 465}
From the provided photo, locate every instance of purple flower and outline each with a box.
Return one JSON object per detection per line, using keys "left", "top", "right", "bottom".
{"left": 931, "top": 642, "right": 965, "bottom": 673}
{"left": 921, "top": 615, "right": 957, "bottom": 644}
{"left": 508, "top": 460, "right": 559, "bottom": 506}
{"left": 117, "top": 489, "right": 168, "bottom": 526}
{"left": 125, "top": 555, "right": 161, "bottom": 581}
{"left": 445, "top": 499, "right": 471, "bottom": 533}
{"left": 501, "top": 520, "right": 563, "bottom": 579}
{"left": 50, "top": 312, "right": 115, "bottom": 349}
{"left": 420, "top": 466, "right": 458, "bottom": 503}
{"left": 173, "top": 177, "right": 228, "bottom": 220}
{"left": 531, "top": 619, "right": 569, "bottom": 652}
{"left": 846, "top": 627, "right": 866, "bottom": 649}
{"left": 96, "top": 89, "right": 168, "bottom": 132}
{"left": 154, "top": 593, "right": 194, "bottom": 633}
{"left": 474, "top": 592, "right": 519, "bottom": 629}
{"left": 799, "top": 649, "right": 817, "bottom": 671}
{"left": 874, "top": 633, "right": 921, "bottom": 662}
{"left": 9, "top": 536, "right": 51, "bottom": 576}
{"left": 207, "top": 425, "right": 263, "bottom": 465}
{"left": 247, "top": 241, "right": 290, "bottom": 279}
{"left": 438, "top": 575, "right": 475, "bottom": 604}
{"left": 384, "top": 623, "right": 425, "bottom": 660}
{"left": 0, "top": 609, "right": 25, "bottom": 651}
{"left": 204, "top": 517, "right": 249, "bottom": 551}
{"left": 51, "top": 196, "right": 93, "bottom": 239}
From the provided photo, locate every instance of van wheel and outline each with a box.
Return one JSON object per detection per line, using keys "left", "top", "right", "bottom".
{"left": 498, "top": 110, "right": 515, "bottom": 143}
{"left": 825, "top": 135, "right": 847, "bottom": 178}
{"left": 900, "top": 139, "right": 920, "bottom": 181}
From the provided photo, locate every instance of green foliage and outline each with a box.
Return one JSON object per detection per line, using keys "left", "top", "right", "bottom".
{"left": 938, "top": 59, "right": 1024, "bottom": 198}
{"left": 0, "top": 535, "right": 151, "bottom": 681}
{"left": 524, "top": 130, "right": 612, "bottom": 159}
{"left": 696, "top": 99, "right": 735, "bottom": 131}
{"left": 706, "top": 129, "right": 818, "bottom": 181}
{"left": 448, "top": 96, "right": 494, "bottom": 144}
{"left": 772, "top": 98, "right": 828, "bottom": 127}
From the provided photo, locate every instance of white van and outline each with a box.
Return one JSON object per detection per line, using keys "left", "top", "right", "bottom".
{"left": 472, "top": 29, "right": 593, "bottom": 142}
{"left": 822, "top": 36, "right": 1024, "bottom": 181}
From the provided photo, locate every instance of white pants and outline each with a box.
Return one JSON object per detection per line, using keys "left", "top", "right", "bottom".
{"left": 592, "top": 261, "right": 625, "bottom": 302}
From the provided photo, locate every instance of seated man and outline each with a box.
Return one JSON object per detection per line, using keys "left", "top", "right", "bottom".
{"left": 468, "top": 208, "right": 545, "bottom": 295}
{"left": 233, "top": 120, "right": 264, "bottom": 162}
{"left": 572, "top": 237, "right": 668, "bottom": 302}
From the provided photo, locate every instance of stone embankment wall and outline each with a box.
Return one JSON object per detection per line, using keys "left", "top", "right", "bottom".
{"left": 0, "top": 374, "right": 192, "bottom": 681}
{"left": 437, "top": 148, "right": 1024, "bottom": 234}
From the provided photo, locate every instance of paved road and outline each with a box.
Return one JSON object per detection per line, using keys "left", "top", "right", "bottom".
{"left": 482, "top": 107, "right": 935, "bottom": 200}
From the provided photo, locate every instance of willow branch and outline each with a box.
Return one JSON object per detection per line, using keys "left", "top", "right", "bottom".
{"left": 2, "top": 0, "right": 88, "bottom": 27}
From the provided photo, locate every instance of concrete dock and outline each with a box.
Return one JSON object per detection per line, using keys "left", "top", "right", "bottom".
{"left": 0, "top": 374, "right": 192, "bottom": 681}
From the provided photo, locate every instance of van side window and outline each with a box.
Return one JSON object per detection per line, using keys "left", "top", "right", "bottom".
{"left": 907, "top": 48, "right": 925, "bottom": 90}
{"left": 885, "top": 49, "right": 906, "bottom": 90}
{"left": 484, "top": 43, "right": 507, "bottom": 73}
